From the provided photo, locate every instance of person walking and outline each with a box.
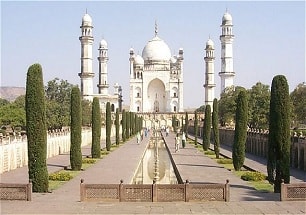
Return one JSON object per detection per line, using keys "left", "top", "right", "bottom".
{"left": 181, "top": 132, "right": 186, "bottom": 148}
{"left": 136, "top": 131, "right": 140, "bottom": 144}
{"left": 175, "top": 133, "right": 180, "bottom": 152}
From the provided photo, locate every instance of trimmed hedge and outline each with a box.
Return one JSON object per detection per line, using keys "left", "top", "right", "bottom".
{"left": 49, "top": 172, "right": 72, "bottom": 181}
{"left": 241, "top": 171, "right": 266, "bottom": 182}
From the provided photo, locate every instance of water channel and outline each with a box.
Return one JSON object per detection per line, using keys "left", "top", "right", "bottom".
{"left": 132, "top": 129, "right": 178, "bottom": 184}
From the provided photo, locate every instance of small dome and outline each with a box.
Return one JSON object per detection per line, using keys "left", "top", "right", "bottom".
{"left": 170, "top": 56, "right": 177, "bottom": 64}
{"left": 222, "top": 12, "right": 232, "bottom": 25}
{"left": 142, "top": 36, "right": 171, "bottom": 62}
{"left": 134, "top": 55, "right": 144, "bottom": 65}
{"left": 82, "top": 13, "right": 92, "bottom": 26}
{"left": 206, "top": 39, "right": 214, "bottom": 47}
{"left": 99, "top": 39, "right": 108, "bottom": 48}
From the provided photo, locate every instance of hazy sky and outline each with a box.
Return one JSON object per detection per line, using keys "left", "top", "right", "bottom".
{"left": 1, "top": 1, "right": 305, "bottom": 108}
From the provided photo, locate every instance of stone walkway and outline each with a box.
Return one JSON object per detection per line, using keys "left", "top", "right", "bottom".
{"left": 187, "top": 135, "right": 306, "bottom": 183}
{"left": 0, "top": 131, "right": 305, "bottom": 214}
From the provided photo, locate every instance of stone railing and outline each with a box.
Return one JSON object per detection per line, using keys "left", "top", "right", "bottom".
{"left": 0, "top": 181, "right": 32, "bottom": 201}
{"left": 0, "top": 128, "right": 92, "bottom": 174}
{"left": 280, "top": 182, "right": 306, "bottom": 201}
{"left": 80, "top": 179, "right": 230, "bottom": 202}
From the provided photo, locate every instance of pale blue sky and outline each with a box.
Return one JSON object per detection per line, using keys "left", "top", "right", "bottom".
{"left": 1, "top": 1, "right": 305, "bottom": 108}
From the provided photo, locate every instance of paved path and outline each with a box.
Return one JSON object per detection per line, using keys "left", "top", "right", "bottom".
{"left": 0, "top": 131, "right": 305, "bottom": 214}
{"left": 188, "top": 135, "right": 306, "bottom": 183}
{"left": 163, "top": 132, "right": 279, "bottom": 202}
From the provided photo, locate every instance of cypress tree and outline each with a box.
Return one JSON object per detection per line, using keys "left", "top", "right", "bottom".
{"left": 267, "top": 75, "right": 290, "bottom": 193}
{"left": 212, "top": 98, "right": 220, "bottom": 158}
{"left": 70, "top": 87, "right": 82, "bottom": 170}
{"left": 134, "top": 113, "right": 139, "bottom": 134}
{"left": 122, "top": 109, "right": 126, "bottom": 142}
{"left": 26, "top": 63, "right": 49, "bottom": 192}
{"left": 184, "top": 112, "right": 188, "bottom": 138}
{"left": 91, "top": 97, "right": 101, "bottom": 158}
{"left": 115, "top": 108, "right": 120, "bottom": 146}
{"left": 106, "top": 102, "right": 111, "bottom": 151}
{"left": 130, "top": 112, "right": 134, "bottom": 135}
{"left": 203, "top": 105, "right": 211, "bottom": 151}
{"left": 126, "top": 111, "right": 130, "bottom": 139}
{"left": 232, "top": 89, "right": 248, "bottom": 171}
{"left": 130, "top": 112, "right": 134, "bottom": 136}
{"left": 194, "top": 110, "right": 198, "bottom": 145}
{"left": 173, "top": 115, "right": 177, "bottom": 132}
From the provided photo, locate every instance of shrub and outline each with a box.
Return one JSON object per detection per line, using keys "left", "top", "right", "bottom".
{"left": 82, "top": 158, "right": 97, "bottom": 164}
{"left": 204, "top": 150, "right": 215, "bottom": 155}
{"left": 101, "top": 150, "right": 110, "bottom": 156}
{"left": 241, "top": 171, "right": 266, "bottom": 181}
{"left": 217, "top": 158, "right": 233, "bottom": 164}
{"left": 49, "top": 172, "right": 72, "bottom": 181}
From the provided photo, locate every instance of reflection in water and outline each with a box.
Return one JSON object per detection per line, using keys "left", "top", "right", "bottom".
{"left": 132, "top": 132, "right": 178, "bottom": 184}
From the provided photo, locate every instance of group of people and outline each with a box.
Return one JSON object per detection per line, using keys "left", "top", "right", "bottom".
{"left": 175, "top": 131, "right": 186, "bottom": 152}
{"left": 136, "top": 129, "right": 144, "bottom": 144}
{"left": 136, "top": 126, "right": 187, "bottom": 153}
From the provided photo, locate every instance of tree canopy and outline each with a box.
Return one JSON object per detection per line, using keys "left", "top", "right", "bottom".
{"left": 290, "top": 83, "right": 306, "bottom": 126}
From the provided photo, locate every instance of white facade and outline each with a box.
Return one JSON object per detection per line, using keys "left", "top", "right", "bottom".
{"left": 204, "top": 38, "right": 216, "bottom": 108}
{"left": 219, "top": 11, "right": 235, "bottom": 93}
{"left": 129, "top": 27, "right": 184, "bottom": 113}
{"left": 79, "top": 13, "right": 120, "bottom": 111}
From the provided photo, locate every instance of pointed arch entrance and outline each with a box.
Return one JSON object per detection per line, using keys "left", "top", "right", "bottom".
{"left": 147, "top": 78, "right": 166, "bottom": 112}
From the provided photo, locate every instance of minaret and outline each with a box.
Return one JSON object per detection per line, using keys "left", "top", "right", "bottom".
{"left": 97, "top": 39, "right": 109, "bottom": 95}
{"left": 204, "top": 38, "right": 216, "bottom": 107}
{"left": 177, "top": 48, "right": 184, "bottom": 112}
{"left": 219, "top": 11, "right": 235, "bottom": 93}
{"left": 79, "top": 12, "right": 94, "bottom": 101}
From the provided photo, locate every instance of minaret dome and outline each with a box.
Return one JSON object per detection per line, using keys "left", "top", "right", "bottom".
{"left": 82, "top": 13, "right": 92, "bottom": 26}
{"left": 222, "top": 12, "right": 233, "bottom": 25}
{"left": 206, "top": 39, "right": 214, "bottom": 47}
{"left": 99, "top": 39, "right": 108, "bottom": 48}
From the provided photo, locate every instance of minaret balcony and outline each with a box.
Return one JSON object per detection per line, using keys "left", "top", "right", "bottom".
{"left": 97, "top": 84, "right": 109, "bottom": 88}
{"left": 78, "top": 72, "right": 95, "bottom": 78}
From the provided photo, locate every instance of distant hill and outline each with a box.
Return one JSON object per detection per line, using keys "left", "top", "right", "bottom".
{"left": 0, "top": 87, "right": 26, "bottom": 101}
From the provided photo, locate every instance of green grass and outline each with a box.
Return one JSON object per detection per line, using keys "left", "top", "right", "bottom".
{"left": 233, "top": 170, "right": 273, "bottom": 192}
{"left": 204, "top": 150, "right": 215, "bottom": 155}
{"left": 48, "top": 160, "right": 101, "bottom": 191}
{"left": 49, "top": 180, "right": 66, "bottom": 191}
{"left": 250, "top": 181, "right": 274, "bottom": 192}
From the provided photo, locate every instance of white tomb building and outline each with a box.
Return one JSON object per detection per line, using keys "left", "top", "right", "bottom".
{"left": 129, "top": 24, "right": 184, "bottom": 113}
